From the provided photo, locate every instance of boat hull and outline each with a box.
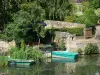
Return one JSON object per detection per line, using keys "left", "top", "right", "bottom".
{"left": 52, "top": 51, "right": 78, "bottom": 59}
{"left": 8, "top": 59, "right": 35, "bottom": 66}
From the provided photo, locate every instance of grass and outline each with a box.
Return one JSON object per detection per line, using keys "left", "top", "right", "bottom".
{"left": 0, "top": 56, "right": 8, "bottom": 67}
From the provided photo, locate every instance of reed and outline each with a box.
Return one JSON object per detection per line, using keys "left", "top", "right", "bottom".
{"left": 0, "top": 56, "right": 8, "bottom": 67}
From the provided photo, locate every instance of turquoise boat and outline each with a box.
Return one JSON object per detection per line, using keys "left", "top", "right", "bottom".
{"left": 8, "top": 59, "right": 35, "bottom": 66}
{"left": 52, "top": 51, "right": 78, "bottom": 59}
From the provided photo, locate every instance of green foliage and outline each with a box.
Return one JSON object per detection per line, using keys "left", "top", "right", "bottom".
{"left": 82, "top": 1, "right": 91, "bottom": 10}
{"left": 83, "top": 0, "right": 99, "bottom": 9}
{"left": 9, "top": 39, "right": 42, "bottom": 60}
{"left": 95, "top": 8, "right": 100, "bottom": 17}
{"left": 21, "top": 40, "right": 25, "bottom": 48}
{"left": 5, "top": 10, "right": 32, "bottom": 42}
{"left": 0, "top": 0, "right": 73, "bottom": 27}
{"left": 95, "top": 8, "right": 100, "bottom": 24}
{"left": 0, "top": 34, "right": 6, "bottom": 40}
{"left": 73, "top": 1, "right": 99, "bottom": 27}
{"left": 10, "top": 45, "right": 43, "bottom": 60}
{"left": 37, "top": 0, "right": 72, "bottom": 20}
{"left": 64, "top": 15, "right": 76, "bottom": 22}
{"left": 0, "top": 0, "right": 72, "bottom": 45}
{"left": 21, "top": 2, "right": 45, "bottom": 22}
{"left": 65, "top": 27, "right": 83, "bottom": 36}
{"left": 0, "top": 56, "right": 8, "bottom": 67}
{"left": 76, "top": 8, "right": 98, "bottom": 27}
{"left": 5, "top": 2, "right": 46, "bottom": 45}
{"left": 59, "top": 43, "right": 66, "bottom": 51}
{"left": 48, "top": 27, "right": 84, "bottom": 36}
{"left": 88, "top": 0, "right": 100, "bottom": 9}
{"left": 43, "top": 29, "right": 55, "bottom": 44}
{"left": 21, "top": 2, "right": 46, "bottom": 38}
{"left": 0, "top": 0, "right": 20, "bottom": 32}
{"left": 77, "top": 48, "right": 83, "bottom": 54}
{"left": 84, "top": 43, "right": 99, "bottom": 55}
{"left": 51, "top": 42, "right": 58, "bottom": 50}
{"left": 25, "top": 46, "right": 43, "bottom": 60}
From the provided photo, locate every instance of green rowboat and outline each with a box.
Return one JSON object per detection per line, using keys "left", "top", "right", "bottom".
{"left": 8, "top": 59, "right": 36, "bottom": 66}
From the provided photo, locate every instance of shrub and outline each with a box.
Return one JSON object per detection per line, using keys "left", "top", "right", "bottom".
{"left": 65, "top": 27, "right": 83, "bottom": 36}
{"left": 64, "top": 15, "right": 76, "bottom": 22}
{"left": 84, "top": 43, "right": 99, "bottom": 55}
{"left": 51, "top": 42, "right": 58, "bottom": 50}
{"left": 77, "top": 48, "right": 83, "bottom": 54}
{"left": 59, "top": 43, "right": 66, "bottom": 51}
{"left": 75, "top": 8, "right": 98, "bottom": 27}
{"left": 47, "top": 27, "right": 84, "bottom": 36}
{"left": 0, "top": 56, "right": 8, "bottom": 67}
{"left": 9, "top": 45, "right": 43, "bottom": 60}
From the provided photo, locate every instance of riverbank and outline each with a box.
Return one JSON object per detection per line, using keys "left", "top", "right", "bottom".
{"left": 66, "top": 36, "right": 100, "bottom": 53}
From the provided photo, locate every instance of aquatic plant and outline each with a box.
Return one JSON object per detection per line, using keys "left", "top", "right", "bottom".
{"left": 9, "top": 40, "right": 42, "bottom": 60}
{"left": 9, "top": 45, "right": 43, "bottom": 60}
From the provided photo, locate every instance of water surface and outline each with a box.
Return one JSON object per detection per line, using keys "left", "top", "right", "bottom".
{"left": 0, "top": 55, "right": 100, "bottom": 75}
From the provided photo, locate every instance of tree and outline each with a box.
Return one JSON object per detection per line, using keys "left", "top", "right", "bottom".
{"left": 5, "top": 2, "right": 46, "bottom": 45}
{"left": 87, "top": 0, "right": 100, "bottom": 9}
{"left": 95, "top": 8, "right": 100, "bottom": 17}
{"left": 95, "top": 8, "right": 100, "bottom": 24}
{"left": 37, "top": 0, "right": 72, "bottom": 20}
{"left": 21, "top": 2, "right": 46, "bottom": 45}
{"left": 21, "top": 2, "right": 45, "bottom": 23}
{"left": 76, "top": 8, "right": 98, "bottom": 27}
{"left": 0, "top": 0, "right": 4, "bottom": 31}
{"left": 5, "top": 11, "right": 32, "bottom": 44}
{"left": 0, "top": 0, "right": 20, "bottom": 32}
{"left": 17, "top": 0, "right": 73, "bottom": 21}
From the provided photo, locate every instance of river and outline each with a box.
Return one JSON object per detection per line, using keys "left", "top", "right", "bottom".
{"left": 0, "top": 55, "right": 100, "bottom": 75}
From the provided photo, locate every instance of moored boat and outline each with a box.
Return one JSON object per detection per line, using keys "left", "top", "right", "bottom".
{"left": 52, "top": 51, "right": 78, "bottom": 59}
{"left": 8, "top": 59, "right": 35, "bottom": 66}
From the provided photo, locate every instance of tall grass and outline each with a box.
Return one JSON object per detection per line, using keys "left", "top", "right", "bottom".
{"left": 0, "top": 56, "right": 8, "bottom": 67}
{"left": 9, "top": 46, "right": 43, "bottom": 60}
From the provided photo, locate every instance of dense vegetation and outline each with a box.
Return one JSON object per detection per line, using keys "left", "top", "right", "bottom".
{"left": 84, "top": 43, "right": 99, "bottom": 55}
{"left": 65, "top": 0, "right": 100, "bottom": 27}
{"left": 10, "top": 40, "right": 43, "bottom": 60}
{"left": 5, "top": 2, "right": 46, "bottom": 45}
{"left": 0, "top": 0, "right": 73, "bottom": 45}
{"left": 0, "top": 56, "right": 8, "bottom": 67}
{"left": 0, "top": 0, "right": 99, "bottom": 44}
{"left": 0, "top": 0, "right": 99, "bottom": 60}
{"left": 47, "top": 27, "right": 84, "bottom": 36}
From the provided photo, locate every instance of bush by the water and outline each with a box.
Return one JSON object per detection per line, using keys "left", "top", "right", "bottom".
{"left": 77, "top": 48, "right": 83, "bottom": 54}
{"left": 59, "top": 43, "right": 66, "bottom": 51}
{"left": 84, "top": 43, "right": 99, "bottom": 55}
{"left": 9, "top": 46, "right": 43, "bottom": 60}
{"left": 51, "top": 42, "right": 58, "bottom": 50}
{"left": 0, "top": 56, "right": 8, "bottom": 67}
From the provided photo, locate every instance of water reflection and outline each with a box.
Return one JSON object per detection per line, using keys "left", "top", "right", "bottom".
{"left": 0, "top": 55, "right": 100, "bottom": 75}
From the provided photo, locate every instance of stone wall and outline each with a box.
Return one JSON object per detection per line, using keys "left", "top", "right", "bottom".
{"left": 0, "top": 40, "right": 15, "bottom": 53}
{"left": 44, "top": 20, "right": 85, "bottom": 29}
{"left": 66, "top": 39, "right": 100, "bottom": 53}
{"left": 54, "top": 31, "right": 76, "bottom": 43}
